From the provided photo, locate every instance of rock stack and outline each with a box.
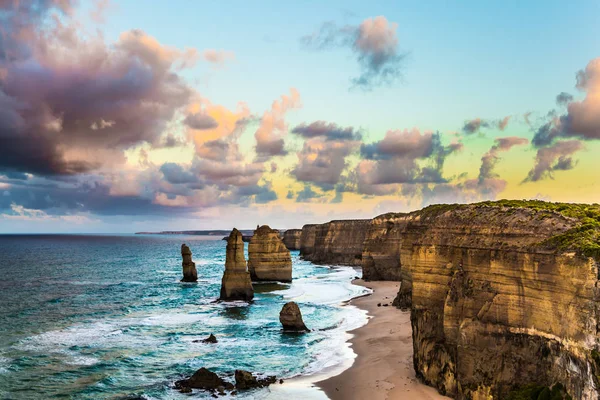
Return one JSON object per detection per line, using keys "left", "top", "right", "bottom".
{"left": 180, "top": 244, "right": 198, "bottom": 282}
{"left": 279, "top": 302, "right": 309, "bottom": 331}
{"left": 248, "top": 225, "right": 292, "bottom": 282}
{"left": 219, "top": 228, "right": 254, "bottom": 301}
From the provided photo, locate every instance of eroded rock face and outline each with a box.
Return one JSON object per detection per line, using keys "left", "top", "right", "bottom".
{"left": 282, "top": 229, "right": 302, "bottom": 250}
{"left": 299, "top": 220, "right": 370, "bottom": 266}
{"left": 181, "top": 244, "right": 198, "bottom": 282}
{"left": 248, "top": 225, "right": 292, "bottom": 282}
{"left": 386, "top": 204, "right": 600, "bottom": 399}
{"left": 279, "top": 301, "right": 309, "bottom": 331}
{"left": 219, "top": 228, "right": 254, "bottom": 301}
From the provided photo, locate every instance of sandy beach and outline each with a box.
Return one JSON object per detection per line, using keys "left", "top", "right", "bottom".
{"left": 316, "top": 280, "right": 450, "bottom": 400}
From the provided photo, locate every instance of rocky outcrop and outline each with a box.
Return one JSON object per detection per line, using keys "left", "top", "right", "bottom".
{"left": 248, "top": 225, "right": 292, "bottom": 282}
{"left": 380, "top": 202, "right": 600, "bottom": 399}
{"left": 234, "top": 370, "right": 277, "bottom": 390}
{"left": 180, "top": 244, "right": 198, "bottom": 282}
{"left": 282, "top": 229, "right": 302, "bottom": 250}
{"left": 279, "top": 301, "right": 309, "bottom": 331}
{"left": 175, "top": 367, "right": 233, "bottom": 392}
{"left": 219, "top": 228, "right": 254, "bottom": 301}
{"left": 299, "top": 220, "right": 370, "bottom": 266}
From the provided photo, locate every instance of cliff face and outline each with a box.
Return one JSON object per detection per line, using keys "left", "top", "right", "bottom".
{"left": 299, "top": 224, "right": 317, "bottom": 260}
{"left": 299, "top": 220, "right": 370, "bottom": 266}
{"left": 362, "top": 213, "right": 406, "bottom": 281}
{"left": 282, "top": 229, "right": 302, "bottom": 250}
{"left": 386, "top": 203, "right": 600, "bottom": 399}
{"left": 248, "top": 225, "right": 292, "bottom": 282}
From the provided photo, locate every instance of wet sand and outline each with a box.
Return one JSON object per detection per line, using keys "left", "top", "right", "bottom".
{"left": 315, "top": 280, "right": 450, "bottom": 400}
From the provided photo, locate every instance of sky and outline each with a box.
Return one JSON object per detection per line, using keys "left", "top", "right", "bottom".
{"left": 0, "top": 0, "right": 599, "bottom": 233}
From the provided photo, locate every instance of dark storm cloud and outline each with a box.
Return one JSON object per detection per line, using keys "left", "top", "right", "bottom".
{"left": 291, "top": 121, "right": 362, "bottom": 141}
{"left": 160, "top": 163, "right": 197, "bottom": 184}
{"left": 478, "top": 136, "right": 528, "bottom": 182}
{"left": 356, "top": 130, "right": 462, "bottom": 195}
{"left": 462, "top": 116, "right": 512, "bottom": 135}
{"left": 0, "top": 1, "right": 195, "bottom": 176}
{"left": 292, "top": 138, "right": 360, "bottom": 190}
{"left": 183, "top": 113, "right": 218, "bottom": 130}
{"left": 295, "top": 185, "right": 323, "bottom": 203}
{"left": 524, "top": 140, "right": 583, "bottom": 182}
{"left": 302, "top": 16, "right": 406, "bottom": 90}
{"left": 556, "top": 92, "right": 574, "bottom": 106}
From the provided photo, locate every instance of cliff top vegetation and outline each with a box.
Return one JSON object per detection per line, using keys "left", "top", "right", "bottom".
{"left": 419, "top": 200, "right": 600, "bottom": 259}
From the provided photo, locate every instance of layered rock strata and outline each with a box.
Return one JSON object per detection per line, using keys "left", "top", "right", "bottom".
{"left": 384, "top": 202, "right": 599, "bottom": 399}
{"left": 180, "top": 244, "right": 198, "bottom": 282}
{"left": 219, "top": 228, "right": 254, "bottom": 301}
{"left": 248, "top": 225, "right": 292, "bottom": 282}
{"left": 282, "top": 229, "right": 302, "bottom": 250}
{"left": 299, "top": 220, "right": 370, "bottom": 265}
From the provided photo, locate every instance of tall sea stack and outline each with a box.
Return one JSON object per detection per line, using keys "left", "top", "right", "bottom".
{"left": 180, "top": 244, "right": 198, "bottom": 282}
{"left": 248, "top": 225, "right": 292, "bottom": 282}
{"left": 219, "top": 228, "right": 254, "bottom": 301}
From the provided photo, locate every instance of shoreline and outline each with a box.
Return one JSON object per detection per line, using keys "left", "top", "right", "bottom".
{"left": 314, "top": 279, "right": 450, "bottom": 400}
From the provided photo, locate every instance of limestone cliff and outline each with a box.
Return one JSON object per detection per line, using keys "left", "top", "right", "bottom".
{"left": 282, "top": 229, "right": 302, "bottom": 250}
{"left": 180, "top": 244, "right": 198, "bottom": 282}
{"left": 219, "top": 228, "right": 254, "bottom": 301}
{"left": 380, "top": 201, "right": 600, "bottom": 399}
{"left": 248, "top": 225, "right": 292, "bottom": 282}
{"left": 362, "top": 213, "right": 405, "bottom": 281}
{"left": 299, "top": 224, "right": 317, "bottom": 260}
{"left": 299, "top": 220, "right": 370, "bottom": 266}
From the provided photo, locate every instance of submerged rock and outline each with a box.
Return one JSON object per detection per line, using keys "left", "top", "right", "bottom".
{"left": 175, "top": 367, "right": 233, "bottom": 391}
{"left": 219, "top": 228, "right": 254, "bottom": 301}
{"left": 279, "top": 301, "right": 309, "bottom": 331}
{"left": 248, "top": 225, "right": 292, "bottom": 282}
{"left": 180, "top": 244, "right": 198, "bottom": 282}
{"left": 234, "top": 370, "right": 277, "bottom": 390}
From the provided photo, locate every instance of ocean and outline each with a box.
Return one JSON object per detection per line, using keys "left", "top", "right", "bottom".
{"left": 0, "top": 234, "right": 370, "bottom": 399}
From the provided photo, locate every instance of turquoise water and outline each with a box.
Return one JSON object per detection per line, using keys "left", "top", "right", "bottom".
{"left": 0, "top": 234, "right": 369, "bottom": 399}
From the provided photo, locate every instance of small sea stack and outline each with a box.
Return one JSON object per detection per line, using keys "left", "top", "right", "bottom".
{"left": 248, "top": 225, "right": 292, "bottom": 282}
{"left": 180, "top": 244, "right": 198, "bottom": 282}
{"left": 279, "top": 301, "right": 309, "bottom": 332}
{"left": 219, "top": 228, "right": 254, "bottom": 301}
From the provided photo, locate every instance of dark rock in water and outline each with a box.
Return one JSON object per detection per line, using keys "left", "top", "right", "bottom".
{"left": 279, "top": 301, "right": 309, "bottom": 331}
{"left": 193, "top": 333, "right": 217, "bottom": 344}
{"left": 175, "top": 367, "right": 232, "bottom": 391}
{"left": 279, "top": 379, "right": 284, "bottom": 384}
{"left": 202, "top": 333, "right": 217, "bottom": 343}
{"left": 181, "top": 244, "right": 198, "bottom": 282}
{"left": 219, "top": 228, "right": 254, "bottom": 301}
{"left": 234, "top": 370, "right": 277, "bottom": 390}
{"left": 179, "top": 386, "right": 192, "bottom": 393}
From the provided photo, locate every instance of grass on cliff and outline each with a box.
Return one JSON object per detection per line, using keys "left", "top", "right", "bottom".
{"left": 506, "top": 383, "right": 572, "bottom": 400}
{"left": 420, "top": 200, "right": 600, "bottom": 259}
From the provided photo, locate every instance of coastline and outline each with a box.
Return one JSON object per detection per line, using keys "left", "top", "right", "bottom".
{"left": 315, "top": 279, "right": 450, "bottom": 400}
